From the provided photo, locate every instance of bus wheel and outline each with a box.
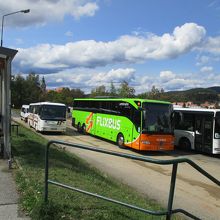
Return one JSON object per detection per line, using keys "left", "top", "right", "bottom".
{"left": 179, "top": 138, "right": 191, "bottom": 151}
{"left": 117, "top": 133, "right": 125, "bottom": 148}
{"left": 81, "top": 124, "right": 86, "bottom": 134}
{"left": 77, "top": 123, "right": 81, "bottom": 133}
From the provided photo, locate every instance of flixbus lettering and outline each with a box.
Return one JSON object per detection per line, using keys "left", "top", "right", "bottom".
{"left": 96, "top": 116, "right": 121, "bottom": 130}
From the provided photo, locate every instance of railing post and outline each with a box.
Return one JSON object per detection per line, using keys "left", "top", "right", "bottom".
{"left": 44, "top": 142, "right": 49, "bottom": 202}
{"left": 166, "top": 163, "right": 178, "bottom": 220}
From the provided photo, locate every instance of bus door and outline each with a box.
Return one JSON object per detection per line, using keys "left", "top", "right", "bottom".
{"left": 195, "top": 114, "right": 213, "bottom": 153}
{"left": 131, "top": 109, "right": 141, "bottom": 150}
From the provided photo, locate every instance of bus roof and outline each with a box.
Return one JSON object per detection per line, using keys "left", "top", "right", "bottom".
{"left": 21, "top": 105, "right": 29, "bottom": 108}
{"left": 73, "top": 98, "right": 171, "bottom": 105}
{"left": 174, "top": 107, "right": 220, "bottom": 113}
{"left": 29, "top": 102, "right": 66, "bottom": 106}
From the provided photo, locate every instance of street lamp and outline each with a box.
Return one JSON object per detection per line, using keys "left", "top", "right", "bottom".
{"left": 1, "top": 9, "right": 30, "bottom": 47}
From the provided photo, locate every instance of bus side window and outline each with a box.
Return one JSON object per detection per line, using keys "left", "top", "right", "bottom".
{"left": 178, "top": 113, "right": 194, "bottom": 131}
{"left": 195, "top": 116, "right": 202, "bottom": 133}
{"left": 174, "top": 112, "right": 182, "bottom": 128}
{"left": 93, "top": 101, "right": 99, "bottom": 112}
{"left": 73, "top": 101, "right": 78, "bottom": 108}
{"left": 35, "top": 106, "right": 39, "bottom": 114}
{"left": 113, "top": 101, "right": 122, "bottom": 115}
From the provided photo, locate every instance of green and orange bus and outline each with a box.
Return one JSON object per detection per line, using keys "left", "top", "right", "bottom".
{"left": 72, "top": 98, "right": 174, "bottom": 151}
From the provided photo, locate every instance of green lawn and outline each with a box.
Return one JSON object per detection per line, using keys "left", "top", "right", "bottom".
{"left": 11, "top": 125, "right": 184, "bottom": 220}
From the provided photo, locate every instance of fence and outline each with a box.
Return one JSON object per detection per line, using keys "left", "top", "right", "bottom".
{"left": 44, "top": 140, "right": 220, "bottom": 220}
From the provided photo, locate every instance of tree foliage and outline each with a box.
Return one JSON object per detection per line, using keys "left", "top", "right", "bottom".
{"left": 11, "top": 73, "right": 219, "bottom": 108}
{"left": 11, "top": 73, "right": 85, "bottom": 108}
{"left": 118, "top": 81, "right": 135, "bottom": 98}
{"left": 90, "top": 85, "right": 109, "bottom": 97}
{"left": 90, "top": 81, "right": 135, "bottom": 98}
{"left": 11, "top": 73, "right": 43, "bottom": 107}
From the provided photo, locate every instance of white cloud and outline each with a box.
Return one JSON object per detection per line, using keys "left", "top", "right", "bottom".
{"left": 137, "top": 69, "right": 219, "bottom": 93}
{"left": 87, "top": 68, "right": 136, "bottom": 86}
{"left": 40, "top": 67, "right": 220, "bottom": 94}
{"left": 43, "top": 68, "right": 136, "bottom": 93}
{"left": 200, "top": 36, "right": 220, "bottom": 54}
{"left": 196, "top": 55, "right": 210, "bottom": 66}
{"left": 162, "top": 78, "right": 198, "bottom": 91}
{"left": 200, "top": 66, "right": 213, "bottom": 73}
{"left": 15, "top": 38, "right": 24, "bottom": 45}
{"left": 65, "top": 31, "right": 73, "bottom": 37}
{"left": 56, "top": 78, "right": 63, "bottom": 83}
{"left": 116, "top": 23, "right": 205, "bottom": 61}
{"left": 15, "top": 23, "right": 206, "bottom": 71}
{"left": 160, "top": 71, "right": 176, "bottom": 82}
{"left": 0, "top": 0, "right": 99, "bottom": 27}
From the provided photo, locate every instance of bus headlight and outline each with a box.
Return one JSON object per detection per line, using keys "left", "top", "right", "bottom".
{"left": 141, "top": 140, "right": 151, "bottom": 145}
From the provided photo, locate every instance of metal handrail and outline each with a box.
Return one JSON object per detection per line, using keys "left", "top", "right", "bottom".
{"left": 44, "top": 140, "right": 220, "bottom": 220}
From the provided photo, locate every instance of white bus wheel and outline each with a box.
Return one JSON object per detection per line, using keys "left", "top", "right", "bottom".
{"left": 179, "top": 138, "right": 191, "bottom": 151}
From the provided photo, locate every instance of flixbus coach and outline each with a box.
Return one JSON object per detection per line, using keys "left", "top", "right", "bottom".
{"left": 72, "top": 98, "right": 174, "bottom": 151}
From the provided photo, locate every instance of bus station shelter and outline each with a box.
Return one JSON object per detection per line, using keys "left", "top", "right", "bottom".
{"left": 0, "top": 47, "right": 17, "bottom": 163}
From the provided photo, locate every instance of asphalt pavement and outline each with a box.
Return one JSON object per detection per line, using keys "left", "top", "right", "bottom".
{"left": 0, "top": 159, "right": 29, "bottom": 220}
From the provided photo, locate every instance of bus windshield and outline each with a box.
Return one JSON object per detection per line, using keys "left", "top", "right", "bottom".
{"left": 40, "top": 105, "right": 66, "bottom": 120}
{"left": 142, "top": 103, "right": 173, "bottom": 134}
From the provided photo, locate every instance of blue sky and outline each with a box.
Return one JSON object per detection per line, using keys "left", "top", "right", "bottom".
{"left": 1, "top": 0, "right": 220, "bottom": 94}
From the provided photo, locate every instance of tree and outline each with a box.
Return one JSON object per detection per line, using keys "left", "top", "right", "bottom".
{"left": 11, "top": 72, "right": 45, "bottom": 107}
{"left": 70, "top": 88, "right": 85, "bottom": 99}
{"left": 90, "top": 85, "right": 109, "bottom": 97}
{"left": 137, "top": 86, "right": 165, "bottom": 100}
{"left": 25, "top": 72, "right": 42, "bottom": 103}
{"left": 40, "top": 76, "right": 47, "bottom": 101}
{"left": 117, "top": 81, "right": 135, "bottom": 98}
{"left": 11, "top": 74, "right": 26, "bottom": 108}
{"left": 45, "top": 87, "right": 85, "bottom": 106}
{"left": 109, "top": 81, "right": 117, "bottom": 96}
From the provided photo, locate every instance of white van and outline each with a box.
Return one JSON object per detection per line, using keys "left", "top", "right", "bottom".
{"left": 20, "top": 105, "right": 29, "bottom": 122}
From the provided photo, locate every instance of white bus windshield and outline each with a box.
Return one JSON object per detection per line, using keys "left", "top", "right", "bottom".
{"left": 142, "top": 103, "right": 173, "bottom": 134}
{"left": 40, "top": 105, "right": 66, "bottom": 120}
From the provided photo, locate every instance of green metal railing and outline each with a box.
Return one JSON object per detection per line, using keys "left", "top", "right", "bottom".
{"left": 44, "top": 140, "right": 220, "bottom": 220}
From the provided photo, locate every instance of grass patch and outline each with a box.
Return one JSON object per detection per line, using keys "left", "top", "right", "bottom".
{"left": 12, "top": 125, "right": 184, "bottom": 220}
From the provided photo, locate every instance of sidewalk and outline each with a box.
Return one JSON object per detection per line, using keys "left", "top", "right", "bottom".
{"left": 0, "top": 159, "right": 29, "bottom": 220}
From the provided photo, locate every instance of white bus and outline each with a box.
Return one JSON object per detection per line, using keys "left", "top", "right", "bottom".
{"left": 28, "top": 102, "right": 66, "bottom": 133}
{"left": 174, "top": 107, "right": 220, "bottom": 154}
{"left": 20, "top": 105, "right": 29, "bottom": 122}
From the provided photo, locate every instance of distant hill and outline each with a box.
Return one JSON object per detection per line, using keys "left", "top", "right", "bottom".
{"left": 208, "top": 86, "right": 220, "bottom": 94}
{"left": 158, "top": 87, "right": 219, "bottom": 104}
